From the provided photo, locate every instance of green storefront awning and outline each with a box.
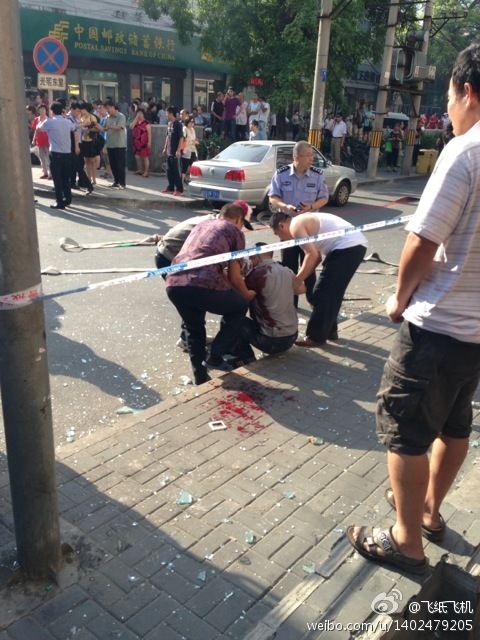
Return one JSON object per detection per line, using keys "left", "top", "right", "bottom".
{"left": 20, "top": 7, "right": 228, "bottom": 73}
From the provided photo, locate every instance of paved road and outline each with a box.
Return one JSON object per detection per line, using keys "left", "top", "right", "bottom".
{"left": 0, "top": 179, "right": 427, "bottom": 448}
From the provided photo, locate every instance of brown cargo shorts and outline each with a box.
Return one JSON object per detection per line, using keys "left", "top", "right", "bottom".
{"left": 376, "top": 322, "right": 480, "bottom": 455}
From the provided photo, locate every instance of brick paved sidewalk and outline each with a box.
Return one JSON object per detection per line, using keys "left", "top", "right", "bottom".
{"left": 1, "top": 310, "right": 479, "bottom": 639}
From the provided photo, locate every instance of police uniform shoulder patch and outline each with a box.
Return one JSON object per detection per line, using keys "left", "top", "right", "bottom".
{"left": 310, "top": 166, "right": 323, "bottom": 175}
{"left": 277, "top": 164, "right": 290, "bottom": 174}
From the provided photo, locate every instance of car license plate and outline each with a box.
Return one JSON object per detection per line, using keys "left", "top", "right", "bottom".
{"left": 202, "top": 189, "right": 220, "bottom": 199}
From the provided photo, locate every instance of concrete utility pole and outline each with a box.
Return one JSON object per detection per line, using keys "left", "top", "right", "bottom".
{"left": 308, "top": 0, "right": 333, "bottom": 149}
{"left": 402, "top": 0, "right": 433, "bottom": 175}
{"left": 0, "top": 0, "right": 61, "bottom": 579}
{"left": 366, "top": 0, "right": 399, "bottom": 178}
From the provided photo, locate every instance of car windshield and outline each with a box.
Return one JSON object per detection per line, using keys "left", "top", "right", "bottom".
{"left": 215, "top": 144, "right": 269, "bottom": 163}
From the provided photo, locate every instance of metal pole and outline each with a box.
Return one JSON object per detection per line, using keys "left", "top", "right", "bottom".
{"left": 0, "top": 0, "right": 61, "bottom": 579}
{"left": 308, "top": 0, "right": 333, "bottom": 149}
{"left": 366, "top": 0, "right": 399, "bottom": 178}
{"left": 401, "top": 0, "right": 433, "bottom": 175}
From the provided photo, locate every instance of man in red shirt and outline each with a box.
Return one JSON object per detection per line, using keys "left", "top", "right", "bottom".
{"left": 223, "top": 87, "right": 241, "bottom": 141}
{"left": 166, "top": 203, "right": 255, "bottom": 384}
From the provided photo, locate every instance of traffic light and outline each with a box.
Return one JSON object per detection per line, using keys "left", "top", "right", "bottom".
{"left": 404, "top": 51, "right": 436, "bottom": 83}
{"left": 391, "top": 46, "right": 436, "bottom": 86}
{"left": 391, "top": 48, "right": 407, "bottom": 84}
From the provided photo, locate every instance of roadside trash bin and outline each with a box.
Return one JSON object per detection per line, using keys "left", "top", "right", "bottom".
{"left": 416, "top": 148, "right": 439, "bottom": 174}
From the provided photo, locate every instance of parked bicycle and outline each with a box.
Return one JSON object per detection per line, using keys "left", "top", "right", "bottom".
{"left": 340, "top": 138, "right": 369, "bottom": 173}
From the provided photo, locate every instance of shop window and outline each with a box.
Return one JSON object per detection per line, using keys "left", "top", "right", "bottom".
{"left": 194, "top": 79, "right": 214, "bottom": 108}
{"left": 143, "top": 77, "right": 171, "bottom": 103}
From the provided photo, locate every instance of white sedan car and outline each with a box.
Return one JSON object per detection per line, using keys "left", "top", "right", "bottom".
{"left": 187, "top": 140, "right": 358, "bottom": 209}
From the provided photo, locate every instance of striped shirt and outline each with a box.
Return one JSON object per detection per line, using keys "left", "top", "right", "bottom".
{"left": 403, "top": 120, "right": 480, "bottom": 342}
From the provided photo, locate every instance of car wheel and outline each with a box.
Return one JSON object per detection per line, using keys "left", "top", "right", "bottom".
{"left": 254, "top": 194, "right": 269, "bottom": 215}
{"left": 332, "top": 180, "right": 351, "bottom": 206}
{"left": 205, "top": 199, "right": 224, "bottom": 209}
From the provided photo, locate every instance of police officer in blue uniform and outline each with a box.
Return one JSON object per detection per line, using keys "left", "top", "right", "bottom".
{"left": 268, "top": 140, "right": 329, "bottom": 303}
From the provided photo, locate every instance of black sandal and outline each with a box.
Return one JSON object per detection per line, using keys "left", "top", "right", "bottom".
{"left": 385, "top": 488, "right": 446, "bottom": 543}
{"left": 347, "top": 525, "right": 428, "bottom": 575}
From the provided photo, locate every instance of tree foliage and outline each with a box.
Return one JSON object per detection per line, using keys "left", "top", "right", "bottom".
{"left": 139, "top": 0, "right": 390, "bottom": 110}
{"left": 415, "top": 0, "right": 480, "bottom": 110}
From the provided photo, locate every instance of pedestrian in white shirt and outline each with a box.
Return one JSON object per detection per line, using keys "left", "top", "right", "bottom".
{"left": 331, "top": 113, "right": 347, "bottom": 165}
{"left": 235, "top": 92, "right": 248, "bottom": 140}
{"left": 257, "top": 95, "right": 270, "bottom": 137}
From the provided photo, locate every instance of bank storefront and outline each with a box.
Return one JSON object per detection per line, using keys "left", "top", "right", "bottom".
{"left": 21, "top": 7, "right": 228, "bottom": 108}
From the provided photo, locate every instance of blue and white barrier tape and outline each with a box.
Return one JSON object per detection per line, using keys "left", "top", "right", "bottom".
{"left": 0, "top": 214, "right": 412, "bottom": 310}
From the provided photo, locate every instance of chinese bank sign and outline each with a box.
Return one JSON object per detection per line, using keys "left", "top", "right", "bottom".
{"left": 21, "top": 8, "right": 227, "bottom": 73}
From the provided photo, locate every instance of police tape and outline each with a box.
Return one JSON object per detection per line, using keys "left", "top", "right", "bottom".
{"left": 0, "top": 214, "right": 413, "bottom": 310}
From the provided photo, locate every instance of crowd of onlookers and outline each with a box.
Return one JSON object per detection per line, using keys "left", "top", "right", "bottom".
{"left": 116, "top": 88, "right": 275, "bottom": 142}
{"left": 26, "top": 89, "right": 453, "bottom": 190}
{"left": 317, "top": 101, "right": 454, "bottom": 167}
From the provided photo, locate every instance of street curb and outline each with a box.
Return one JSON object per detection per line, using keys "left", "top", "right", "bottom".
{"left": 358, "top": 172, "right": 426, "bottom": 188}
{"left": 34, "top": 173, "right": 426, "bottom": 208}
{"left": 33, "top": 186, "right": 200, "bottom": 210}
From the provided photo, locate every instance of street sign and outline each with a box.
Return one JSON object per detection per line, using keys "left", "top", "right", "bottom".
{"left": 38, "top": 74, "right": 66, "bottom": 91}
{"left": 33, "top": 37, "right": 68, "bottom": 75}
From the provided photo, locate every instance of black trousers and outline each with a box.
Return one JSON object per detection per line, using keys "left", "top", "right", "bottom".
{"left": 166, "top": 285, "right": 248, "bottom": 384}
{"left": 166, "top": 155, "right": 183, "bottom": 192}
{"left": 50, "top": 152, "right": 72, "bottom": 206}
{"left": 236, "top": 124, "right": 248, "bottom": 140}
{"left": 107, "top": 147, "right": 126, "bottom": 186}
{"left": 70, "top": 151, "right": 90, "bottom": 188}
{"left": 155, "top": 252, "right": 187, "bottom": 344}
{"left": 281, "top": 245, "right": 317, "bottom": 306}
{"left": 306, "top": 244, "right": 366, "bottom": 343}
{"left": 233, "top": 317, "right": 297, "bottom": 362}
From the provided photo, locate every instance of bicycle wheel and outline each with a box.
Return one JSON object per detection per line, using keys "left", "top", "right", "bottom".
{"left": 352, "top": 153, "right": 368, "bottom": 172}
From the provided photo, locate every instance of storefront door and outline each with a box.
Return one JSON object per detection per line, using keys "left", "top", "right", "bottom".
{"left": 82, "top": 81, "right": 118, "bottom": 102}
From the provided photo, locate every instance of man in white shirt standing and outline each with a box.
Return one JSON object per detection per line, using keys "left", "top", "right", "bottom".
{"left": 270, "top": 210, "right": 367, "bottom": 345}
{"left": 347, "top": 43, "right": 480, "bottom": 575}
{"left": 331, "top": 113, "right": 347, "bottom": 165}
{"left": 257, "top": 95, "right": 270, "bottom": 138}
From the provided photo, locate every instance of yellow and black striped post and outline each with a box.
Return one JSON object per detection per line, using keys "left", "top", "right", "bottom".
{"left": 370, "top": 130, "right": 384, "bottom": 148}
{"left": 406, "top": 128, "right": 416, "bottom": 146}
{"left": 308, "top": 129, "right": 323, "bottom": 149}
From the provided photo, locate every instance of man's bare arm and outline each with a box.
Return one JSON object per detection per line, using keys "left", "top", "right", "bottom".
{"left": 386, "top": 232, "right": 439, "bottom": 322}
{"left": 228, "top": 260, "right": 256, "bottom": 301}
{"left": 269, "top": 195, "right": 297, "bottom": 215}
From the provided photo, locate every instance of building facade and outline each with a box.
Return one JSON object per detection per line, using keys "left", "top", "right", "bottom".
{"left": 20, "top": 1, "right": 228, "bottom": 109}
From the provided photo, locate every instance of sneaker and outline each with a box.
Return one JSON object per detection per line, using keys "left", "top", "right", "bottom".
{"left": 194, "top": 372, "right": 212, "bottom": 385}
{"left": 118, "top": 184, "right": 126, "bottom": 189}
{"left": 161, "top": 188, "right": 174, "bottom": 194}
{"left": 205, "top": 355, "right": 233, "bottom": 372}
{"left": 109, "top": 183, "right": 120, "bottom": 189}
{"left": 176, "top": 337, "right": 188, "bottom": 352}
{"left": 173, "top": 190, "right": 184, "bottom": 196}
